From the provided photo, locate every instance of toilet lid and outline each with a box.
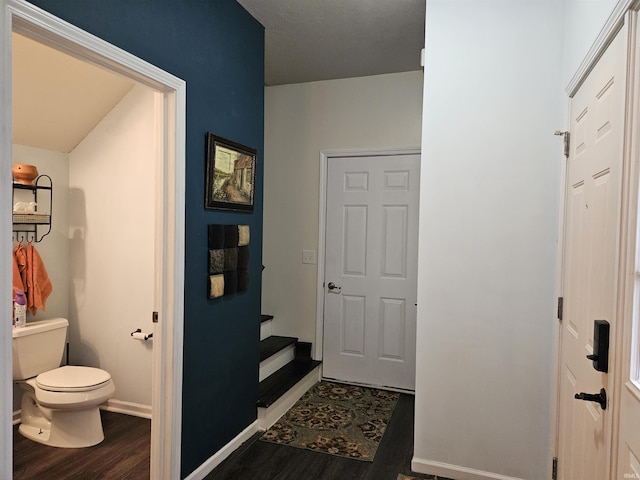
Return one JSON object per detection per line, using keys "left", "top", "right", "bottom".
{"left": 36, "top": 366, "right": 111, "bottom": 392}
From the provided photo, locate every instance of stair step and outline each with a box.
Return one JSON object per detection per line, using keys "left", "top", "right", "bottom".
{"left": 257, "top": 360, "right": 322, "bottom": 408}
{"left": 294, "top": 341, "right": 312, "bottom": 363}
{"left": 260, "top": 315, "right": 274, "bottom": 341}
{"left": 260, "top": 335, "right": 297, "bottom": 362}
{"left": 259, "top": 342, "right": 295, "bottom": 382}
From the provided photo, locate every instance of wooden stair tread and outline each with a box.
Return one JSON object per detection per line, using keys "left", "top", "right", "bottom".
{"left": 257, "top": 360, "right": 322, "bottom": 408}
{"left": 259, "top": 335, "right": 297, "bottom": 362}
{"left": 260, "top": 314, "right": 274, "bottom": 323}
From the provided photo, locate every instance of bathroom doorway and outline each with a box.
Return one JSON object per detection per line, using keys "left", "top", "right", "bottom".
{"left": 1, "top": 2, "right": 185, "bottom": 479}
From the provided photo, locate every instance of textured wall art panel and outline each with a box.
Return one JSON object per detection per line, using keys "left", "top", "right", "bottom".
{"left": 208, "top": 224, "right": 250, "bottom": 298}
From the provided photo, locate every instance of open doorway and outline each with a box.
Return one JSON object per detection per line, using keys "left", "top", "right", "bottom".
{"left": 1, "top": 2, "right": 185, "bottom": 478}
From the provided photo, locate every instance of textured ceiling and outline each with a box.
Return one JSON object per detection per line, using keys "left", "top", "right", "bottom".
{"left": 237, "top": 0, "right": 426, "bottom": 85}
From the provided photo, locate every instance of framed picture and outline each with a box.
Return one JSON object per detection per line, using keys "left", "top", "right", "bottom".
{"left": 205, "top": 133, "right": 257, "bottom": 212}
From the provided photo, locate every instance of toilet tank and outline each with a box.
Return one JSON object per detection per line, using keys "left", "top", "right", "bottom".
{"left": 12, "top": 318, "right": 69, "bottom": 380}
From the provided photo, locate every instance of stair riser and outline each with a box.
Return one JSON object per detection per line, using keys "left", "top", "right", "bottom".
{"left": 260, "top": 319, "right": 272, "bottom": 341}
{"left": 259, "top": 344, "right": 295, "bottom": 382}
{"left": 257, "top": 365, "right": 321, "bottom": 431}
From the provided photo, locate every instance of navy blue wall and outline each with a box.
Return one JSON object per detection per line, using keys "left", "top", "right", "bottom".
{"left": 27, "top": 1, "right": 264, "bottom": 477}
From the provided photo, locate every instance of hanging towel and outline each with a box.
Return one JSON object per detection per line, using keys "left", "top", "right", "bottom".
{"left": 26, "top": 243, "right": 53, "bottom": 315}
{"left": 13, "top": 244, "right": 27, "bottom": 301}
{"left": 12, "top": 246, "right": 26, "bottom": 301}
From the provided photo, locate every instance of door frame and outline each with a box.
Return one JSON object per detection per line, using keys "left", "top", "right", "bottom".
{"left": 554, "top": 3, "right": 639, "bottom": 477}
{"left": 0, "top": 1, "right": 186, "bottom": 479}
{"left": 315, "top": 147, "right": 420, "bottom": 362}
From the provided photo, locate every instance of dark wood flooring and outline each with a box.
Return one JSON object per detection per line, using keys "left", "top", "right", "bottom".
{"left": 13, "top": 411, "right": 151, "bottom": 480}
{"left": 13, "top": 396, "right": 443, "bottom": 480}
{"left": 205, "top": 394, "right": 440, "bottom": 480}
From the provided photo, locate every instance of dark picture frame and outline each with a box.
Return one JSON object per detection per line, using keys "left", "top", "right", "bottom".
{"left": 205, "top": 133, "right": 257, "bottom": 212}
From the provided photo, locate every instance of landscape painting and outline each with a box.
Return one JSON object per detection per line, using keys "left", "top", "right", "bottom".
{"left": 205, "top": 133, "right": 256, "bottom": 212}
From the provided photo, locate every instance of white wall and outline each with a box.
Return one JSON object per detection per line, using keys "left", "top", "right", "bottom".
{"left": 262, "top": 71, "right": 423, "bottom": 344}
{"left": 12, "top": 145, "right": 69, "bottom": 410}
{"left": 12, "top": 145, "right": 69, "bottom": 321}
{"left": 68, "top": 84, "right": 156, "bottom": 408}
{"left": 562, "top": 0, "right": 618, "bottom": 87}
{"left": 414, "top": 2, "right": 563, "bottom": 479}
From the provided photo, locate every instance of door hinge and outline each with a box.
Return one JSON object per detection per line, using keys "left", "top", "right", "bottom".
{"left": 557, "top": 297, "right": 563, "bottom": 321}
{"left": 554, "top": 130, "right": 570, "bottom": 158}
{"left": 552, "top": 456, "right": 558, "bottom": 480}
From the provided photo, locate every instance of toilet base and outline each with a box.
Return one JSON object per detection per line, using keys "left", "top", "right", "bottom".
{"left": 19, "top": 391, "right": 105, "bottom": 448}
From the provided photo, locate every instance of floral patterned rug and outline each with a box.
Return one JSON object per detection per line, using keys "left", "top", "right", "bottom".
{"left": 397, "top": 474, "right": 454, "bottom": 480}
{"left": 260, "top": 381, "right": 399, "bottom": 461}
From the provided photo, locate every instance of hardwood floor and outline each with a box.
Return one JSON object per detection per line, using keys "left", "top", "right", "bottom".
{"left": 13, "top": 396, "right": 443, "bottom": 480}
{"left": 13, "top": 411, "right": 150, "bottom": 480}
{"left": 206, "top": 394, "right": 440, "bottom": 480}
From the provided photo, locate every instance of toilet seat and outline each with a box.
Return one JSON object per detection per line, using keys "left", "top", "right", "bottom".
{"left": 36, "top": 366, "right": 111, "bottom": 392}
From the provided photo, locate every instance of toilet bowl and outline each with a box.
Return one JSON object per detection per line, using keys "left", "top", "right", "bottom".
{"left": 13, "top": 319, "right": 116, "bottom": 448}
{"left": 18, "top": 366, "right": 115, "bottom": 448}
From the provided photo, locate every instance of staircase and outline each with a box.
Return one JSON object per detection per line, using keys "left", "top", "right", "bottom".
{"left": 257, "top": 314, "right": 321, "bottom": 430}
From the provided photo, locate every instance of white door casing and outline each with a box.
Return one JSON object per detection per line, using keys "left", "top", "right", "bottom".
{"left": 0, "top": 2, "right": 185, "bottom": 479}
{"left": 557, "top": 23, "right": 626, "bottom": 480}
{"left": 320, "top": 151, "right": 419, "bottom": 391}
{"left": 616, "top": 11, "right": 640, "bottom": 480}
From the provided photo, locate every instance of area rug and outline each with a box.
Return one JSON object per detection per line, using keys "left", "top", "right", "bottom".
{"left": 397, "top": 473, "right": 458, "bottom": 480}
{"left": 397, "top": 474, "right": 454, "bottom": 480}
{"left": 260, "top": 381, "right": 399, "bottom": 461}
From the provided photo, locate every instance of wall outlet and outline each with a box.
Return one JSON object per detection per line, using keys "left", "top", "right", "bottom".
{"left": 302, "top": 250, "right": 316, "bottom": 264}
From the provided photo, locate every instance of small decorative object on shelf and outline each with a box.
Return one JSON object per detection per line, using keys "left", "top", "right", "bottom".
{"left": 12, "top": 174, "right": 53, "bottom": 243}
{"left": 12, "top": 164, "right": 39, "bottom": 185}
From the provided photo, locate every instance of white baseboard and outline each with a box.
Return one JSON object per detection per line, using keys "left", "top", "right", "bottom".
{"left": 411, "top": 457, "right": 525, "bottom": 480}
{"left": 102, "top": 399, "right": 152, "bottom": 419}
{"left": 184, "top": 420, "right": 259, "bottom": 480}
{"left": 257, "top": 365, "right": 321, "bottom": 431}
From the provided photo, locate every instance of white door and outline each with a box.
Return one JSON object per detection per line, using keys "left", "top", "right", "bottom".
{"left": 322, "top": 152, "right": 419, "bottom": 391}
{"left": 557, "top": 26, "right": 626, "bottom": 479}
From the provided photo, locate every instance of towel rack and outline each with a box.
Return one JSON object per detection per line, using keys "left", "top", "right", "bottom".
{"left": 12, "top": 175, "right": 53, "bottom": 243}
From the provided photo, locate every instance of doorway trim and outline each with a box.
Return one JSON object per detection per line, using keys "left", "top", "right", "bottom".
{"left": 315, "top": 147, "right": 421, "bottom": 361}
{"left": 0, "top": 1, "right": 186, "bottom": 479}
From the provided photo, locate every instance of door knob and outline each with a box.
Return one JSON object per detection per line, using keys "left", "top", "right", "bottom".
{"left": 574, "top": 388, "right": 607, "bottom": 410}
{"left": 327, "top": 282, "right": 341, "bottom": 291}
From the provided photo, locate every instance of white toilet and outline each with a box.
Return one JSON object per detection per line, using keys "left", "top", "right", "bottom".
{"left": 12, "top": 318, "right": 115, "bottom": 448}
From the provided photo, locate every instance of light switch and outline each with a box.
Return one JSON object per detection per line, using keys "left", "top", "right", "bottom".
{"left": 302, "top": 250, "right": 316, "bottom": 264}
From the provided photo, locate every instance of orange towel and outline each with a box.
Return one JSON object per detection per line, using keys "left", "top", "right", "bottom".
{"left": 26, "top": 243, "right": 53, "bottom": 315}
{"left": 13, "top": 244, "right": 27, "bottom": 301}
